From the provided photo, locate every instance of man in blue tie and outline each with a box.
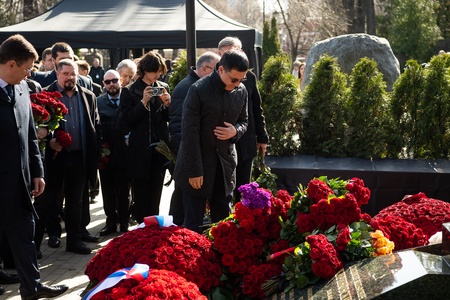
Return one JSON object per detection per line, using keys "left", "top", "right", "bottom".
{"left": 0, "top": 34, "right": 68, "bottom": 300}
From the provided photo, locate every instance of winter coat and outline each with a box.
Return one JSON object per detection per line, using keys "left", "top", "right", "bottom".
{"left": 174, "top": 70, "right": 248, "bottom": 198}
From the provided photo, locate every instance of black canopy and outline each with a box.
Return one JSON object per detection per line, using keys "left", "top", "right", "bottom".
{"left": 0, "top": 0, "right": 262, "bottom": 73}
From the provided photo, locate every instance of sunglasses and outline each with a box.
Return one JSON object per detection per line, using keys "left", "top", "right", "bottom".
{"left": 104, "top": 78, "right": 119, "bottom": 85}
{"left": 226, "top": 71, "right": 247, "bottom": 83}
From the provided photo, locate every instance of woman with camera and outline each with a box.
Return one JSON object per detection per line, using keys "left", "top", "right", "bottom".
{"left": 119, "top": 51, "right": 171, "bottom": 223}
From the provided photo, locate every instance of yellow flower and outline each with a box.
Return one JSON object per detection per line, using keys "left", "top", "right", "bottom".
{"left": 371, "top": 230, "right": 395, "bottom": 256}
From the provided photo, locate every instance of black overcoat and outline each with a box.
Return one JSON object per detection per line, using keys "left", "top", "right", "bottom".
{"left": 174, "top": 70, "right": 248, "bottom": 198}
{"left": 120, "top": 78, "right": 170, "bottom": 179}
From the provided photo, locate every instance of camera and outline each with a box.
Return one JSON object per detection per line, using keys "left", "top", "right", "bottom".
{"left": 151, "top": 87, "right": 164, "bottom": 96}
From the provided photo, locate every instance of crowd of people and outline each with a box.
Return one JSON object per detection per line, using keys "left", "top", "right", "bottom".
{"left": 0, "top": 33, "right": 269, "bottom": 299}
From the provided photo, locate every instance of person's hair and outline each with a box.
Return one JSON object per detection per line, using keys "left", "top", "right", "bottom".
{"left": 293, "top": 60, "right": 301, "bottom": 68}
{"left": 42, "top": 47, "right": 52, "bottom": 61}
{"left": 116, "top": 59, "right": 137, "bottom": 74}
{"left": 103, "top": 69, "right": 120, "bottom": 80}
{"left": 298, "top": 62, "right": 306, "bottom": 79}
{"left": 196, "top": 51, "right": 220, "bottom": 69}
{"left": 76, "top": 60, "right": 90, "bottom": 73}
{"left": 51, "top": 42, "right": 74, "bottom": 59}
{"left": 218, "top": 36, "right": 242, "bottom": 52}
{"left": 218, "top": 50, "right": 249, "bottom": 72}
{"left": 57, "top": 58, "right": 78, "bottom": 72}
{"left": 165, "top": 59, "right": 172, "bottom": 71}
{"left": 137, "top": 51, "right": 167, "bottom": 78}
{"left": 0, "top": 34, "right": 38, "bottom": 64}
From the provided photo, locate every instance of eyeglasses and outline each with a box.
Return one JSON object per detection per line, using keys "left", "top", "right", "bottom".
{"left": 16, "top": 61, "right": 33, "bottom": 74}
{"left": 205, "top": 66, "right": 214, "bottom": 70}
{"left": 104, "top": 78, "right": 119, "bottom": 85}
{"left": 226, "top": 71, "right": 247, "bottom": 83}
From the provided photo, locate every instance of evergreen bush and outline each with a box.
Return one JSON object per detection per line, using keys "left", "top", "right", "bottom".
{"left": 169, "top": 50, "right": 187, "bottom": 91}
{"left": 258, "top": 54, "right": 301, "bottom": 156}
{"left": 345, "top": 58, "right": 392, "bottom": 159}
{"left": 390, "top": 60, "right": 426, "bottom": 158}
{"left": 301, "top": 54, "right": 347, "bottom": 157}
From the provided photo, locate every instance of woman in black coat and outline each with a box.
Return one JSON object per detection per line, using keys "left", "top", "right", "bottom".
{"left": 120, "top": 51, "right": 172, "bottom": 223}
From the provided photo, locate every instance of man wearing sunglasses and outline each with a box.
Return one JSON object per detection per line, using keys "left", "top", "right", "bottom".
{"left": 174, "top": 50, "right": 249, "bottom": 233}
{"left": 218, "top": 36, "right": 269, "bottom": 203}
{"left": 97, "top": 70, "right": 131, "bottom": 236}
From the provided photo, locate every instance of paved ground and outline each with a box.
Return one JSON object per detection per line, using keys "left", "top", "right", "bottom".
{"left": 1, "top": 173, "right": 173, "bottom": 300}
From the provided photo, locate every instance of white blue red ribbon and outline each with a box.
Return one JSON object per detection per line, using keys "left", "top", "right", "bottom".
{"left": 135, "top": 215, "right": 174, "bottom": 229}
{"left": 82, "top": 263, "right": 149, "bottom": 300}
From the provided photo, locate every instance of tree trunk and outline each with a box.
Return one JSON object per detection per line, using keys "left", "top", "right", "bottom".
{"left": 355, "top": 0, "right": 365, "bottom": 32}
{"left": 365, "top": 0, "right": 376, "bottom": 35}
{"left": 342, "top": 0, "right": 355, "bottom": 33}
{"left": 23, "top": 0, "right": 34, "bottom": 21}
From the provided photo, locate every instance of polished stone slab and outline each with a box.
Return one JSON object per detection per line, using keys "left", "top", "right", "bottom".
{"left": 268, "top": 247, "right": 450, "bottom": 300}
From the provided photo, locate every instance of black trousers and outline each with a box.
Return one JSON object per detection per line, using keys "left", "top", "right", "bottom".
{"left": 234, "top": 157, "right": 254, "bottom": 202}
{"left": 100, "top": 166, "right": 130, "bottom": 226}
{"left": 182, "top": 163, "right": 231, "bottom": 233}
{"left": 46, "top": 150, "right": 86, "bottom": 247}
{"left": 169, "top": 183, "right": 184, "bottom": 226}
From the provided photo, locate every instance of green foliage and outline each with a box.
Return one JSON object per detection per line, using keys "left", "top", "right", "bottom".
{"left": 416, "top": 54, "right": 450, "bottom": 159}
{"left": 301, "top": 54, "right": 347, "bottom": 157}
{"left": 390, "top": 60, "right": 426, "bottom": 158}
{"left": 436, "top": 0, "right": 450, "bottom": 38}
{"left": 254, "top": 151, "right": 278, "bottom": 195}
{"left": 383, "top": 0, "right": 441, "bottom": 63}
{"left": 345, "top": 58, "right": 392, "bottom": 159}
{"left": 262, "top": 16, "right": 282, "bottom": 63}
{"left": 258, "top": 54, "right": 302, "bottom": 156}
{"left": 168, "top": 50, "right": 187, "bottom": 91}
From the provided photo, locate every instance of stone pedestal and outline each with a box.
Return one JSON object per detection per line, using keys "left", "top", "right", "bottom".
{"left": 268, "top": 223, "right": 450, "bottom": 299}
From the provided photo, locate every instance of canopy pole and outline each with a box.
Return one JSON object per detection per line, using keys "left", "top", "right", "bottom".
{"left": 186, "top": 0, "right": 196, "bottom": 72}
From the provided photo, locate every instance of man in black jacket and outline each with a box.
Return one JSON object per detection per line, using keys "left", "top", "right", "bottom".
{"left": 97, "top": 70, "right": 131, "bottom": 235}
{"left": 218, "top": 37, "right": 269, "bottom": 202}
{"left": 168, "top": 51, "right": 220, "bottom": 225}
{"left": 174, "top": 50, "right": 249, "bottom": 233}
{"left": 45, "top": 59, "right": 100, "bottom": 255}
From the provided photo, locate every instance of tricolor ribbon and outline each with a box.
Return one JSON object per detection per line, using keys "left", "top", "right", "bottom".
{"left": 135, "top": 215, "right": 175, "bottom": 229}
{"left": 82, "top": 263, "right": 149, "bottom": 300}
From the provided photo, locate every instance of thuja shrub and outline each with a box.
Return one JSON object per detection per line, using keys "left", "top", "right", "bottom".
{"left": 301, "top": 54, "right": 347, "bottom": 157}
{"left": 259, "top": 54, "right": 302, "bottom": 156}
{"left": 416, "top": 54, "right": 450, "bottom": 159}
{"left": 345, "top": 58, "right": 392, "bottom": 159}
{"left": 389, "top": 60, "right": 426, "bottom": 158}
{"left": 169, "top": 50, "right": 187, "bottom": 91}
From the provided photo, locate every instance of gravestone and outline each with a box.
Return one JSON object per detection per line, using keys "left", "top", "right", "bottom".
{"left": 268, "top": 223, "right": 450, "bottom": 299}
{"left": 303, "top": 34, "right": 400, "bottom": 91}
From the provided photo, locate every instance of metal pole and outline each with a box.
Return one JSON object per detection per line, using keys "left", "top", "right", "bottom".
{"left": 186, "top": 0, "right": 196, "bottom": 72}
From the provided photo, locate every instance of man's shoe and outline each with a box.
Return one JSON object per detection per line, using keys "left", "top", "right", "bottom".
{"left": 66, "top": 243, "right": 91, "bottom": 255}
{"left": 0, "top": 286, "right": 4, "bottom": 295}
{"left": 22, "top": 284, "right": 68, "bottom": 300}
{"left": 99, "top": 224, "right": 117, "bottom": 236}
{"left": 48, "top": 236, "right": 60, "bottom": 248}
{"left": 82, "top": 233, "right": 99, "bottom": 243}
{"left": 119, "top": 223, "right": 128, "bottom": 233}
{"left": 0, "top": 268, "right": 20, "bottom": 284}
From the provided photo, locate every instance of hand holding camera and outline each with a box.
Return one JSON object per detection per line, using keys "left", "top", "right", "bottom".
{"left": 142, "top": 86, "right": 171, "bottom": 109}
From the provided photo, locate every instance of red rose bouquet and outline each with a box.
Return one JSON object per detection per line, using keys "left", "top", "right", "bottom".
{"left": 373, "top": 192, "right": 450, "bottom": 239}
{"left": 88, "top": 269, "right": 207, "bottom": 300}
{"left": 207, "top": 183, "right": 292, "bottom": 298}
{"left": 52, "top": 129, "right": 72, "bottom": 159}
{"left": 30, "top": 91, "right": 67, "bottom": 132}
{"left": 98, "top": 143, "right": 111, "bottom": 170}
{"left": 85, "top": 225, "right": 221, "bottom": 293}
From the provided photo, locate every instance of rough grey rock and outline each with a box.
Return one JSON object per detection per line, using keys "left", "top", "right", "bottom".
{"left": 303, "top": 34, "right": 400, "bottom": 91}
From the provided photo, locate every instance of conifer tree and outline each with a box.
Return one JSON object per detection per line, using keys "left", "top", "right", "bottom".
{"left": 301, "top": 54, "right": 347, "bottom": 157}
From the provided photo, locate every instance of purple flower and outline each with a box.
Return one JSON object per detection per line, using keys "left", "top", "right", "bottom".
{"left": 238, "top": 182, "right": 271, "bottom": 209}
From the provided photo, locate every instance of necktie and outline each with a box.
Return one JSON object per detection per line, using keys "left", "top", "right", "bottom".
{"left": 111, "top": 98, "right": 119, "bottom": 108}
{"left": 5, "top": 84, "right": 14, "bottom": 101}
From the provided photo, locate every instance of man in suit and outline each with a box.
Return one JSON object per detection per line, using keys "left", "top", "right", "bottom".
{"left": 97, "top": 70, "right": 130, "bottom": 235}
{"left": 45, "top": 59, "right": 100, "bottom": 254}
{"left": 0, "top": 34, "right": 68, "bottom": 299}
{"left": 218, "top": 37, "right": 269, "bottom": 202}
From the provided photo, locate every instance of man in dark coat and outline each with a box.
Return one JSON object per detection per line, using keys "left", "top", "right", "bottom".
{"left": 174, "top": 50, "right": 249, "bottom": 233}
{"left": 97, "top": 70, "right": 130, "bottom": 235}
{"left": 44, "top": 59, "right": 100, "bottom": 255}
{"left": 0, "top": 34, "right": 68, "bottom": 299}
{"left": 218, "top": 37, "right": 269, "bottom": 201}
{"left": 168, "top": 51, "right": 220, "bottom": 225}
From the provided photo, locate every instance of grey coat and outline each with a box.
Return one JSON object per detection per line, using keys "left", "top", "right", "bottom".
{"left": 174, "top": 70, "right": 248, "bottom": 198}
